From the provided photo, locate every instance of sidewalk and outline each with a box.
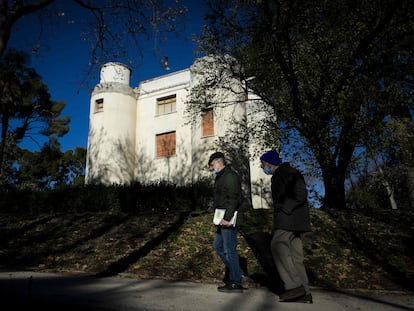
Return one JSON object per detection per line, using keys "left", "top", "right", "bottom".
{"left": 1, "top": 271, "right": 413, "bottom": 311}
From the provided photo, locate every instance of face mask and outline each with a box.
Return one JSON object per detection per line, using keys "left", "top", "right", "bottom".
{"left": 263, "top": 166, "right": 273, "bottom": 175}
{"left": 213, "top": 168, "right": 221, "bottom": 175}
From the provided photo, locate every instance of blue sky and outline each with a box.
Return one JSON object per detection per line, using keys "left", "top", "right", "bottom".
{"left": 8, "top": 0, "right": 207, "bottom": 151}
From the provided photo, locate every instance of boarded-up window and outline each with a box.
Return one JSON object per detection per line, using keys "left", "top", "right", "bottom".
{"left": 156, "top": 131, "right": 176, "bottom": 157}
{"left": 157, "top": 95, "right": 176, "bottom": 115}
{"left": 95, "top": 98, "right": 104, "bottom": 113}
{"left": 202, "top": 108, "right": 214, "bottom": 137}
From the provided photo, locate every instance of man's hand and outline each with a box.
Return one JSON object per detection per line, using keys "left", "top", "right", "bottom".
{"left": 220, "top": 219, "right": 232, "bottom": 227}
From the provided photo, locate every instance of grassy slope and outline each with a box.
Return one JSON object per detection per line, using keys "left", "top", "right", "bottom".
{"left": 0, "top": 208, "right": 413, "bottom": 292}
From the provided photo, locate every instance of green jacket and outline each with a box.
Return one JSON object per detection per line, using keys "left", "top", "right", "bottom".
{"left": 213, "top": 165, "right": 242, "bottom": 221}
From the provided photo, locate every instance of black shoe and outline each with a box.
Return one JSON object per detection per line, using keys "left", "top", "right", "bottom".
{"left": 279, "top": 285, "right": 306, "bottom": 301}
{"left": 280, "top": 293, "right": 313, "bottom": 303}
{"left": 217, "top": 283, "right": 246, "bottom": 293}
{"left": 223, "top": 269, "right": 245, "bottom": 284}
{"left": 297, "top": 294, "right": 313, "bottom": 303}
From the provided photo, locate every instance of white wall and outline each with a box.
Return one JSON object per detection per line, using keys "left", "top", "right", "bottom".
{"left": 86, "top": 84, "right": 137, "bottom": 185}
{"left": 134, "top": 69, "right": 193, "bottom": 185}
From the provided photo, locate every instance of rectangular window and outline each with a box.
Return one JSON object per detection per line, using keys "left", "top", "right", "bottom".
{"left": 202, "top": 108, "right": 214, "bottom": 137}
{"left": 156, "top": 131, "right": 176, "bottom": 157}
{"left": 95, "top": 98, "right": 104, "bottom": 113}
{"left": 157, "top": 95, "right": 176, "bottom": 115}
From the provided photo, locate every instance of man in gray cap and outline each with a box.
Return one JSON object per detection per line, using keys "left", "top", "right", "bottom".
{"left": 260, "top": 150, "right": 312, "bottom": 303}
{"left": 208, "top": 151, "right": 245, "bottom": 293}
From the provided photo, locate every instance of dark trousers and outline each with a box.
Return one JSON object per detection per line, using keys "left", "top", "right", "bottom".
{"left": 271, "top": 229, "right": 310, "bottom": 294}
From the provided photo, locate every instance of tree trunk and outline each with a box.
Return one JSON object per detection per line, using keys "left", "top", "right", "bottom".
{"left": 373, "top": 156, "right": 398, "bottom": 210}
{"left": 389, "top": 116, "right": 414, "bottom": 209}
{"left": 407, "top": 168, "right": 414, "bottom": 209}
{"left": 322, "top": 171, "right": 347, "bottom": 209}
{"left": 0, "top": 114, "right": 9, "bottom": 176}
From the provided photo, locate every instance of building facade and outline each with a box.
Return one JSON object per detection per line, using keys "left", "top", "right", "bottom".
{"left": 85, "top": 60, "right": 272, "bottom": 209}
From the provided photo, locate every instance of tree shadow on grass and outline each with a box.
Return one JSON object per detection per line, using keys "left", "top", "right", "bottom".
{"left": 0, "top": 213, "right": 128, "bottom": 268}
{"left": 0, "top": 214, "right": 57, "bottom": 242}
{"left": 95, "top": 211, "right": 191, "bottom": 277}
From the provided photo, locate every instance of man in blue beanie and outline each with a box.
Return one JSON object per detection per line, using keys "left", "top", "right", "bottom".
{"left": 260, "top": 150, "right": 312, "bottom": 303}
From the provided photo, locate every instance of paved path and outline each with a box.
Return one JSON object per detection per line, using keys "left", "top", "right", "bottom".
{"left": 1, "top": 271, "right": 413, "bottom": 310}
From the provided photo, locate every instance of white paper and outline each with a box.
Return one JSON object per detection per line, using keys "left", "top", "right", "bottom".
{"left": 213, "top": 209, "right": 238, "bottom": 226}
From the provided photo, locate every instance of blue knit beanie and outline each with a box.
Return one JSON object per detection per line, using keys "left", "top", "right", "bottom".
{"left": 260, "top": 150, "right": 281, "bottom": 166}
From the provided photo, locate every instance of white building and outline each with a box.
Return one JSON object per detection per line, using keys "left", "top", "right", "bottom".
{"left": 85, "top": 60, "right": 272, "bottom": 209}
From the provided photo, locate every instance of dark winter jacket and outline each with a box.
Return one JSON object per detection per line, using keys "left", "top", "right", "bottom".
{"left": 271, "top": 162, "right": 311, "bottom": 232}
{"left": 213, "top": 165, "right": 242, "bottom": 222}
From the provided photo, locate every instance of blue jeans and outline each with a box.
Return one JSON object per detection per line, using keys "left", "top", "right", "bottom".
{"left": 213, "top": 227, "right": 242, "bottom": 285}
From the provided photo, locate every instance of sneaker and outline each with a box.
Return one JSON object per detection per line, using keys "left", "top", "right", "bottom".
{"left": 280, "top": 293, "right": 313, "bottom": 303}
{"left": 279, "top": 285, "right": 306, "bottom": 301}
{"left": 217, "top": 283, "right": 246, "bottom": 293}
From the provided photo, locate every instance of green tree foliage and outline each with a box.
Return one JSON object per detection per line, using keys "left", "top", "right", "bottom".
{"left": 347, "top": 137, "right": 410, "bottom": 211}
{"left": 196, "top": 0, "right": 414, "bottom": 209}
{"left": 0, "top": 49, "right": 70, "bottom": 182}
{"left": 16, "top": 145, "right": 86, "bottom": 189}
{"left": 62, "top": 147, "right": 87, "bottom": 186}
